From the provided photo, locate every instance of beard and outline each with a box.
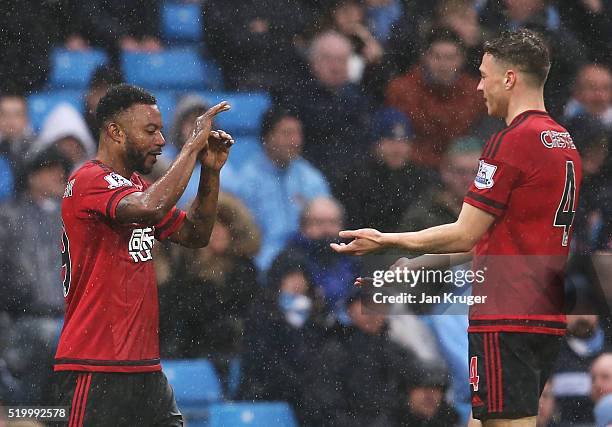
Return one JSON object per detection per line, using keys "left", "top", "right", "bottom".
{"left": 125, "top": 136, "right": 151, "bottom": 175}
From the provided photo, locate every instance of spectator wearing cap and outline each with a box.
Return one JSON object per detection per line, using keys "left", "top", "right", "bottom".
{"left": 0, "top": 147, "right": 72, "bottom": 403}
{"left": 335, "top": 107, "right": 437, "bottom": 232}
{"left": 387, "top": 361, "right": 460, "bottom": 427}
{"left": 301, "top": 287, "right": 413, "bottom": 427}
{"left": 385, "top": 29, "right": 485, "bottom": 168}
{"left": 229, "top": 107, "right": 331, "bottom": 272}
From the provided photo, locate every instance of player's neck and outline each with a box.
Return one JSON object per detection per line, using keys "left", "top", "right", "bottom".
{"left": 505, "top": 93, "right": 546, "bottom": 125}
{"left": 95, "top": 144, "right": 134, "bottom": 178}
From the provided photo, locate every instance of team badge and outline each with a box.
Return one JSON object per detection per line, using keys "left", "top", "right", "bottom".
{"left": 474, "top": 160, "right": 497, "bottom": 189}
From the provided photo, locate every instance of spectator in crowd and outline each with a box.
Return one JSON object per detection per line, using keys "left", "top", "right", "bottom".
{"left": 0, "top": 94, "right": 34, "bottom": 173}
{"left": 322, "top": 0, "right": 384, "bottom": 83}
{"left": 203, "top": 0, "right": 312, "bottom": 91}
{"left": 556, "top": 0, "right": 612, "bottom": 66}
{"left": 229, "top": 107, "right": 330, "bottom": 271}
{"left": 402, "top": 136, "right": 481, "bottom": 231}
{"left": 591, "top": 353, "right": 612, "bottom": 405}
{"left": 277, "top": 30, "right": 372, "bottom": 179}
{"left": 386, "top": 29, "right": 485, "bottom": 168}
{"left": 537, "top": 382, "right": 559, "bottom": 427}
{"left": 29, "top": 103, "right": 95, "bottom": 169}
{"left": 551, "top": 315, "right": 607, "bottom": 425}
{"left": 564, "top": 115, "right": 610, "bottom": 253}
{"left": 0, "top": 147, "right": 71, "bottom": 403}
{"left": 364, "top": 0, "right": 405, "bottom": 45}
{"left": 433, "top": 0, "right": 486, "bottom": 76}
{"left": 83, "top": 65, "right": 124, "bottom": 141}
{"left": 239, "top": 252, "right": 326, "bottom": 423}
{"left": 159, "top": 193, "right": 260, "bottom": 363}
{"left": 479, "top": 0, "right": 587, "bottom": 117}
{"left": 302, "top": 288, "right": 411, "bottom": 427}
{"left": 387, "top": 362, "right": 460, "bottom": 427}
{"left": 64, "top": 0, "right": 162, "bottom": 61}
{"left": 335, "top": 107, "right": 437, "bottom": 231}
{"left": 276, "top": 196, "right": 358, "bottom": 310}
{"left": 564, "top": 64, "right": 612, "bottom": 130}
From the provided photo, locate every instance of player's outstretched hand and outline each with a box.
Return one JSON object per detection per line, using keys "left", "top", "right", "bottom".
{"left": 330, "top": 228, "right": 384, "bottom": 256}
{"left": 201, "top": 129, "right": 235, "bottom": 171}
{"left": 190, "top": 101, "right": 231, "bottom": 152}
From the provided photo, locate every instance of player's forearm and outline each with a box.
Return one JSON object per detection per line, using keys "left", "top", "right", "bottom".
{"left": 403, "top": 251, "right": 474, "bottom": 271}
{"left": 141, "top": 146, "right": 199, "bottom": 217}
{"left": 382, "top": 223, "right": 475, "bottom": 254}
{"left": 181, "top": 166, "right": 220, "bottom": 247}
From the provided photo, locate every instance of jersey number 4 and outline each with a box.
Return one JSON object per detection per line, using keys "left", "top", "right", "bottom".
{"left": 61, "top": 225, "right": 72, "bottom": 297}
{"left": 554, "top": 161, "right": 577, "bottom": 247}
{"left": 469, "top": 356, "right": 479, "bottom": 391}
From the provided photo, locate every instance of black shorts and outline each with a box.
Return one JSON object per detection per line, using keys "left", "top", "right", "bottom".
{"left": 468, "top": 332, "right": 562, "bottom": 420}
{"left": 50, "top": 370, "right": 183, "bottom": 427}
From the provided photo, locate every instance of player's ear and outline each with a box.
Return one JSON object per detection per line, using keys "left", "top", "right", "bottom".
{"left": 504, "top": 71, "right": 516, "bottom": 90}
{"left": 107, "top": 122, "right": 125, "bottom": 144}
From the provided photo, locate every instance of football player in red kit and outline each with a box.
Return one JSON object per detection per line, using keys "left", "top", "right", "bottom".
{"left": 332, "top": 29, "right": 582, "bottom": 427}
{"left": 54, "top": 84, "right": 233, "bottom": 426}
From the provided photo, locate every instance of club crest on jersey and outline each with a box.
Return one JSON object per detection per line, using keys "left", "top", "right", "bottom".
{"left": 128, "top": 227, "right": 155, "bottom": 262}
{"left": 104, "top": 173, "right": 134, "bottom": 189}
{"left": 474, "top": 160, "right": 497, "bottom": 189}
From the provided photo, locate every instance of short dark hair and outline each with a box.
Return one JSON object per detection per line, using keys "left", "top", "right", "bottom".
{"left": 483, "top": 29, "right": 551, "bottom": 86}
{"left": 425, "top": 28, "right": 464, "bottom": 51}
{"left": 260, "top": 106, "right": 299, "bottom": 139}
{"left": 95, "top": 84, "right": 156, "bottom": 128}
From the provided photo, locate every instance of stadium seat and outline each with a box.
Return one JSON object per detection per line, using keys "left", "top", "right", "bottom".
{"left": 122, "top": 48, "right": 222, "bottom": 90}
{"left": 199, "top": 92, "right": 272, "bottom": 136}
{"left": 226, "top": 136, "right": 264, "bottom": 171}
{"left": 49, "top": 48, "right": 109, "bottom": 89}
{"left": 162, "top": 3, "right": 203, "bottom": 42}
{"left": 28, "top": 90, "right": 84, "bottom": 132}
{"left": 206, "top": 402, "right": 298, "bottom": 427}
{"left": 162, "top": 359, "right": 223, "bottom": 415}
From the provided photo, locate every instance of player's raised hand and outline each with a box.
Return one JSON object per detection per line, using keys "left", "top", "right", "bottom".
{"left": 189, "top": 101, "right": 231, "bottom": 152}
{"left": 330, "top": 228, "right": 384, "bottom": 256}
{"left": 200, "top": 129, "right": 235, "bottom": 171}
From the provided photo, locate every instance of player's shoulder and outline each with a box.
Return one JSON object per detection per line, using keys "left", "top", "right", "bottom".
{"left": 483, "top": 111, "right": 563, "bottom": 160}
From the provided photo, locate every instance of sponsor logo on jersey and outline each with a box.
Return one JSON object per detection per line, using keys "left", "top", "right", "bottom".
{"left": 540, "top": 130, "right": 576, "bottom": 149}
{"left": 474, "top": 160, "right": 497, "bottom": 189}
{"left": 104, "top": 173, "right": 134, "bottom": 189}
{"left": 128, "top": 227, "right": 155, "bottom": 262}
{"left": 63, "top": 179, "right": 75, "bottom": 198}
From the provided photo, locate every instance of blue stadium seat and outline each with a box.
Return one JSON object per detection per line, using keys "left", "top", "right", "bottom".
{"left": 162, "top": 3, "right": 203, "bottom": 42}
{"left": 163, "top": 359, "right": 223, "bottom": 416}
{"left": 49, "top": 48, "right": 109, "bottom": 89}
{"left": 206, "top": 402, "right": 298, "bottom": 427}
{"left": 226, "top": 136, "right": 264, "bottom": 171}
{"left": 122, "top": 49, "right": 222, "bottom": 90}
{"left": 199, "top": 92, "right": 271, "bottom": 136}
{"left": 28, "top": 90, "right": 84, "bottom": 132}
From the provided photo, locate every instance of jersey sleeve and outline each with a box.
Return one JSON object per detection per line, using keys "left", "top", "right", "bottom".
{"left": 154, "top": 206, "right": 187, "bottom": 241}
{"left": 78, "top": 169, "right": 142, "bottom": 221}
{"left": 463, "top": 156, "right": 523, "bottom": 217}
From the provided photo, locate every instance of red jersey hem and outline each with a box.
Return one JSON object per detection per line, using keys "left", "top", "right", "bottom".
{"left": 54, "top": 364, "right": 161, "bottom": 373}
{"left": 468, "top": 325, "right": 566, "bottom": 335}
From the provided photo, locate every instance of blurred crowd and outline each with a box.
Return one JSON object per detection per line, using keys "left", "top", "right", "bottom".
{"left": 0, "top": 0, "right": 612, "bottom": 426}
